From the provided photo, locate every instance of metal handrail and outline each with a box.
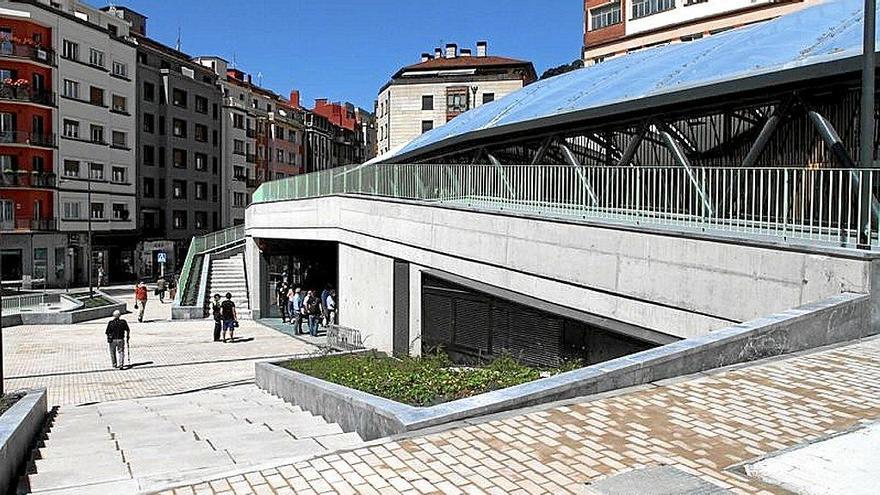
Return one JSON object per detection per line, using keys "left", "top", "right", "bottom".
{"left": 252, "top": 164, "right": 880, "bottom": 250}
{"left": 1, "top": 293, "right": 61, "bottom": 315}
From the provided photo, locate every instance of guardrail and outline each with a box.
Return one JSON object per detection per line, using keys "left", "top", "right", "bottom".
{"left": 1, "top": 293, "right": 61, "bottom": 315}
{"left": 175, "top": 224, "right": 246, "bottom": 306}
{"left": 253, "top": 164, "right": 880, "bottom": 250}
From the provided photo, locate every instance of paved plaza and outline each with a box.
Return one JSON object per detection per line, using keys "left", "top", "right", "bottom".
{"left": 157, "top": 337, "right": 880, "bottom": 495}
{"left": 4, "top": 291, "right": 318, "bottom": 406}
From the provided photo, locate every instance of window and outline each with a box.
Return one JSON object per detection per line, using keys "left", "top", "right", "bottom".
{"left": 89, "top": 86, "right": 104, "bottom": 106}
{"left": 63, "top": 201, "right": 81, "bottom": 219}
{"left": 143, "top": 177, "right": 155, "bottom": 197}
{"left": 143, "top": 81, "right": 155, "bottom": 102}
{"left": 90, "top": 202, "right": 104, "bottom": 220}
{"left": 195, "top": 95, "right": 208, "bottom": 114}
{"left": 137, "top": 51, "right": 148, "bottom": 64}
{"left": 63, "top": 160, "right": 80, "bottom": 177}
{"left": 111, "top": 166, "right": 126, "bottom": 183}
{"left": 173, "top": 148, "right": 186, "bottom": 168}
{"left": 111, "top": 131, "right": 127, "bottom": 148}
{"left": 143, "top": 145, "right": 155, "bottom": 166}
{"left": 590, "top": 3, "right": 621, "bottom": 30}
{"left": 63, "top": 119, "right": 79, "bottom": 139}
{"left": 111, "top": 94, "right": 127, "bottom": 113}
{"left": 89, "top": 48, "right": 105, "bottom": 67}
{"left": 172, "top": 210, "right": 187, "bottom": 229}
{"left": 143, "top": 113, "right": 155, "bottom": 133}
{"left": 232, "top": 114, "right": 244, "bottom": 129}
{"left": 447, "top": 90, "right": 468, "bottom": 114}
{"left": 233, "top": 139, "right": 244, "bottom": 154}
{"left": 89, "top": 162, "right": 104, "bottom": 180}
{"left": 482, "top": 93, "right": 495, "bottom": 104}
{"left": 212, "top": 157, "right": 218, "bottom": 175}
{"left": 233, "top": 166, "right": 245, "bottom": 180}
{"left": 172, "top": 118, "right": 187, "bottom": 138}
{"left": 195, "top": 153, "right": 207, "bottom": 171}
{"left": 172, "top": 180, "right": 187, "bottom": 199}
{"left": 233, "top": 192, "right": 246, "bottom": 207}
{"left": 90, "top": 124, "right": 104, "bottom": 144}
{"left": 422, "top": 95, "right": 434, "bottom": 111}
{"left": 421, "top": 120, "right": 433, "bottom": 133}
{"left": 194, "top": 211, "right": 207, "bottom": 229}
{"left": 112, "top": 203, "right": 127, "bottom": 220}
{"left": 33, "top": 248, "right": 47, "bottom": 280}
{"left": 112, "top": 61, "right": 127, "bottom": 78}
{"left": 194, "top": 124, "right": 208, "bottom": 142}
{"left": 195, "top": 182, "right": 207, "bottom": 200}
{"left": 172, "top": 88, "right": 187, "bottom": 108}
{"left": 62, "top": 40, "right": 79, "bottom": 60}
{"left": 632, "top": 0, "right": 676, "bottom": 19}
{"left": 277, "top": 149, "right": 284, "bottom": 162}
{"left": 63, "top": 79, "right": 79, "bottom": 99}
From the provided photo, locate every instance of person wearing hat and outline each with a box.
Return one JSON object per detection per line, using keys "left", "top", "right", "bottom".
{"left": 105, "top": 310, "right": 130, "bottom": 369}
{"left": 211, "top": 293, "right": 223, "bottom": 342}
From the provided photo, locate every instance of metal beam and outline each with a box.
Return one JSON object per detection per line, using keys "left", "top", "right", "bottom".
{"left": 860, "top": 0, "right": 876, "bottom": 248}
{"left": 807, "top": 110, "right": 857, "bottom": 168}
{"left": 559, "top": 143, "right": 599, "bottom": 206}
{"left": 742, "top": 101, "right": 791, "bottom": 168}
{"left": 659, "top": 124, "right": 714, "bottom": 216}
{"left": 531, "top": 136, "right": 556, "bottom": 165}
{"left": 486, "top": 152, "right": 516, "bottom": 198}
{"left": 617, "top": 126, "right": 646, "bottom": 166}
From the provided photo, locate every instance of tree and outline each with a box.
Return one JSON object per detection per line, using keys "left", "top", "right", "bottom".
{"left": 540, "top": 59, "right": 585, "bottom": 80}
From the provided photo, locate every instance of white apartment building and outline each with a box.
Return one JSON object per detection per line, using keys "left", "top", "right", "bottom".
{"left": 376, "top": 41, "right": 536, "bottom": 156}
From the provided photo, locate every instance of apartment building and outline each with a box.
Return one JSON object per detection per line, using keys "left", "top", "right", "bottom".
{"left": 107, "top": 7, "right": 224, "bottom": 279}
{"left": 303, "top": 110, "right": 331, "bottom": 173}
{"left": 376, "top": 41, "right": 536, "bottom": 156}
{"left": 583, "top": 0, "right": 819, "bottom": 65}
{"left": 312, "top": 98, "right": 373, "bottom": 166}
{"left": 0, "top": 0, "right": 136, "bottom": 286}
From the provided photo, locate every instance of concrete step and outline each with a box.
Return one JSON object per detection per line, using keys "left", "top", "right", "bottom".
{"left": 28, "top": 464, "right": 131, "bottom": 492}
{"left": 314, "top": 432, "right": 364, "bottom": 451}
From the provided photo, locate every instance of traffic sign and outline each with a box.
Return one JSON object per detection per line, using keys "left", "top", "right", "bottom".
{"left": 157, "top": 252, "right": 167, "bottom": 264}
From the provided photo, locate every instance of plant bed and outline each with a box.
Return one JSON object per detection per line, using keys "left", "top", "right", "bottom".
{"left": 0, "top": 393, "right": 24, "bottom": 416}
{"left": 281, "top": 352, "right": 580, "bottom": 407}
{"left": 68, "top": 293, "right": 114, "bottom": 309}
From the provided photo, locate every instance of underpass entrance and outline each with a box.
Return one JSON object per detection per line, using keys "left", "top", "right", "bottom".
{"left": 256, "top": 239, "right": 338, "bottom": 319}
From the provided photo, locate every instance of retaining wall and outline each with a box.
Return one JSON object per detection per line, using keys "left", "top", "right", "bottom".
{"left": 257, "top": 292, "right": 872, "bottom": 440}
{"left": 0, "top": 388, "right": 47, "bottom": 493}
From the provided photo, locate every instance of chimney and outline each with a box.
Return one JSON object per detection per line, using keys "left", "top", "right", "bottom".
{"left": 247, "top": 74, "right": 252, "bottom": 84}
{"left": 289, "top": 90, "right": 300, "bottom": 108}
{"left": 434, "top": 47, "right": 443, "bottom": 59}
{"left": 460, "top": 48, "right": 472, "bottom": 57}
{"left": 476, "top": 40, "right": 488, "bottom": 57}
{"left": 445, "top": 43, "right": 457, "bottom": 58}
{"left": 421, "top": 52, "right": 431, "bottom": 62}
{"left": 315, "top": 98, "right": 328, "bottom": 109}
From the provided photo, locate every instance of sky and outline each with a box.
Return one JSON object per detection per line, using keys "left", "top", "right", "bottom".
{"left": 114, "top": 0, "right": 583, "bottom": 110}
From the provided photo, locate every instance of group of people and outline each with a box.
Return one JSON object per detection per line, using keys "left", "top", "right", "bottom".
{"left": 209, "top": 293, "right": 239, "bottom": 342}
{"left": 276, "top": 282, "right": 336, "bottom": 337}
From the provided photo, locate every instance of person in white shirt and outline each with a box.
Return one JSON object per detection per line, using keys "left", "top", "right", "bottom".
{"left": 326, "top": 290, "right": 337, "bottom": 325}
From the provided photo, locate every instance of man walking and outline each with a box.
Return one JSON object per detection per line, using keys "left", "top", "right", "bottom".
{"left": 220, "top": 292, "right": 238, "bottom": 342}
{"left": 304, "top": 290, "right": 321, "bottom": 337}
{"left": 156, "top": 276, "right": 167, "bottom": 303}
{"left": 134, "top": 281, "right": 148, "bottom": 323}
{"left": 211, "top": 293, "right": 222, "bottom": 342}
{"left": 288, "top": 287, "right": 303, "bottom": 335}
{"left": 326, "top": 289, "right": 337, "bottom": 326}
{"left": 105, "top": 310, "right": 130, "bottom": 369}
{"left": 320, "top": 285, "right": 332, "bottom": 327}
{"left": 277, "top": 281, "right": 289, "bottom": 323}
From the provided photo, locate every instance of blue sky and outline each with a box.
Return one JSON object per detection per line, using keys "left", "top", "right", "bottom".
{"left": 115, "top": 0, "right": 583, "bottom": 110}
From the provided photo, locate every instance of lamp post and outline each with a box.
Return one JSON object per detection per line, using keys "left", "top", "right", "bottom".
{"left": 861, "top": 0, "right": 876, "bottom": 248}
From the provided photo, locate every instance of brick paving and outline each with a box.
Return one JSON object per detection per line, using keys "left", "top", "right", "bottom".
{"left": 156, "top": 337, "right": 880, "bottom": 495}
{"left": 3, "top": 292, "right": 317, "bottom": 406}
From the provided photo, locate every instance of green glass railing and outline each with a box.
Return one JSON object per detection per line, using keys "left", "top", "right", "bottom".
{"left": 175, "top": 224, "right": 246, "bottom": 306}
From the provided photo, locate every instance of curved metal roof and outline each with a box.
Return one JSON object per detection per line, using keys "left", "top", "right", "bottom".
{"left": 391, "top": 0, "right": 874, "bottom": 162}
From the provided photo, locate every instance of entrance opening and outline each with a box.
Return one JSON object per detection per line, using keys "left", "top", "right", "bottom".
{"left": 257, "top": 239, "right": 338, "bottom": 319}
{"left": 421, "top": 274, "right": 658, "bottom": 367}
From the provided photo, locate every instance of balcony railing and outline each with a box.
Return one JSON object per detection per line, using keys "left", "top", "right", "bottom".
{"left": 0, "top": 131, "right": 56, "bottom": 148}
{"left": 0, "top": 42, "right": 56, "bottom": 66}
{"left": 253, "top": 164, "right": 880, "bottom": 251}
{"left": 0, "top": 172, "right": 56, "bottom": 188}
{"left": 0, "top": 85, "right": 55, "bottom": 106}
{"left": 0, "top": 218, "right": 56, "bottom": 231}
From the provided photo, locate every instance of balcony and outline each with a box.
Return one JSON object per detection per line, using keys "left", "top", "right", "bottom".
{"left": 246, "top": 178, "right": 258, "bottom": 189}
{"left": 0, "top": 218, "right": 56, "bottom": 232}
{"left": 0, "top": 42, "right": 56, "bottom": 66}
{"left": 246, "top": 153, "right": 257, "bottom": 163}
{"left": 0, "top": 171, "right": 56, "bottom": 188}
{"left": 0, "top": 131, "right": 56, "bottom": 148}
{"left": 0, "top": 85, "right": 56, "bottom": 107}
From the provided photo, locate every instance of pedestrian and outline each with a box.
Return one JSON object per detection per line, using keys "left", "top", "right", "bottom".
{"left": 156, "top": 276, "right": 167, "bottom": 303}
{"left": 97, "top": 266, "right": 105, "bottom": 289}
{"left": 168, "top": 276, "right": 177, "bottom": 301}
{"left": 134, "top": 281, "right": 148, "bottom": 323}
{"left": 288, "top": 287, "right": 303, "bottom": 335}
{"left": 211, "top": 293, "right": 223, "bottom": 342}
{"left": 320, "top": 285, "right": 332, "bottom": 327}
{"left": 277, "top": 281, "right": 289, "bottom": 323}
{"left": 105, "top": 310, "right": 130, "bottom": 369}
{"left": 220, "top": 292, "right": 238, "bottom": 342}
{"left": 326, "top": 289, "right": 337, "bottom": 326}
{"left": 304, "top": 289, "right": 321, "bottom": 337}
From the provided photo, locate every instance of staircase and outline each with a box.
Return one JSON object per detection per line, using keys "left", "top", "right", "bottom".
{"left": 25, "top": 385, "right": 363, "bottom": 494}
{"left": 208, "top": 253, "right": 251, "bottom": 319}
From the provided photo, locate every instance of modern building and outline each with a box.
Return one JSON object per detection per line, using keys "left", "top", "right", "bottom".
{"left": 108, "top": 7, "right": 223, "bottom": 278}
{"left": 376, "top": 41, "right": 536, "bottom": 156}
{"left": 0, "top": 0, "right": 136, "bottom": 287}
{"left": 582, "top": 0, "right": 819, "bottom": 65}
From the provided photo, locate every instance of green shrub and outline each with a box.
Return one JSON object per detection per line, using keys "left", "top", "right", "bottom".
{"left": 281, "top": 351, "right": 578, "bottom": 407}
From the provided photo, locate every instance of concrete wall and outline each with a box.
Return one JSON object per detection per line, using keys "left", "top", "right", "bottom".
{"left": 338, "top": 244, "right": 395, "bottom": 354}
{"left": 246, "top": 195, "right": 879, "bottom": 343}
{"left": 0, "top": 388, "right": 47, "bottom": 494}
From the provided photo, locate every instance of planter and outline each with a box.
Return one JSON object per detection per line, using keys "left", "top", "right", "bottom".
{"left": 0, "top": 389, "right": 47, "bottom": 494}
